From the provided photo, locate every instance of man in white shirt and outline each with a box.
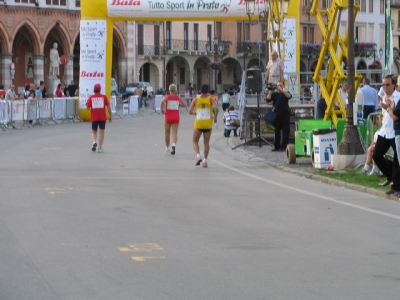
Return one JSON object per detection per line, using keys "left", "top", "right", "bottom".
{"left": 264, "top": 51, "right": 284, "bottom": 84}
{"left": 372, "top": 75, "right": 400, "bottom": 195}
{"left": 335, "top": 81, "right": 348, "bottom": 109}
{"left": 5, "top": 84, "right": 18, "bottom": 101}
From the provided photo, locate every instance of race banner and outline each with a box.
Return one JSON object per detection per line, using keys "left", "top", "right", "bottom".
{"left": 79, "top": 20, "right": 107, "bottom": 109}
{"left": 107, "top": 0, "right": 266, "bottom": 19}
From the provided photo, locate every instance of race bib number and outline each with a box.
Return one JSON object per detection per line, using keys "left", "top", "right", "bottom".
{"left": 196, "top": 109, "right": 210, "bottom": 120}
{"left": 167, "top": 100, "right": 179, "bottom": 110}
{"left": 92, "top": 97, "right": 105, "bottom": 109}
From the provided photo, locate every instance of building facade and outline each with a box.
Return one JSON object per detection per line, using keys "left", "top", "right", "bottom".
{"left": 0, "top": 1, "right": 266, "bottom": 95}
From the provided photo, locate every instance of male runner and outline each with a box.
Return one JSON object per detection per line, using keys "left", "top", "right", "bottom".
{"left": 160, "top": 84, "right": 187, "bottom": 154}
{"left": 188, "top": 85, "right": 219, "bottom": 167}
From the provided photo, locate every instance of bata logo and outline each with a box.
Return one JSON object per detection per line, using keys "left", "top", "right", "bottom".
{"left": 238, "top": 0, "right": 264, "bottom": 4}
{"left": 110, "top": 0, "right": 141, "bottom": 5}
{"left": 81, "top": 71, "right": 104, "bottom": 77}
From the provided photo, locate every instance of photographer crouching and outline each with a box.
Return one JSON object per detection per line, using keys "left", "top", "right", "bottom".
{"left": 265, "top": 81, "right": 292, "bottom": 152}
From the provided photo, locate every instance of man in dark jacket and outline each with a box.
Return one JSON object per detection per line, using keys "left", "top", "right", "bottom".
{"left": 266, "top": 81, "right": 292, "bottom": 151}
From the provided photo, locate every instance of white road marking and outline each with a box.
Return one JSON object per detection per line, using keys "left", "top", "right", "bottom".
{"left": 211, "top": 159, "right": 400, "bottom": 221}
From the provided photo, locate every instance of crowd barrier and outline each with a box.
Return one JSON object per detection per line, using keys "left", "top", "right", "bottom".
{"left": 0, "top": 97, "right": 81, "bottom": 130}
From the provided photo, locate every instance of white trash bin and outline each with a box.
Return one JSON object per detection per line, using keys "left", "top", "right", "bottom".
{"left": 312, "top": 129, "right": 337, "bottom": 169}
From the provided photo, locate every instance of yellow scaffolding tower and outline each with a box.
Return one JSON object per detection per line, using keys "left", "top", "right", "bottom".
{"left": 310, "top": 0, "right": 362, "bottom": 127}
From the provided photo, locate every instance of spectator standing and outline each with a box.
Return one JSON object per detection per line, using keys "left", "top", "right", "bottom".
{"left": 266, "top": 81, "right": 292, "bottom": 151}
{"left": 55, "top": 83, "right": 64, "bottom": 97}
{"left": 184, "top": 89, "right": 191, "bottom": 106}
{"left": 141, "top": 86, "right": 149, "bottom": 111}
{"left": 316, "top": 96, "right": 327, "bottom": 119}
{"left": 39, "top": 81, "right": 46, "bottom": 98}
{"left": 35, "top": 84, "right": 44, "bottom": 125}
{"left": 372, "top": 75, "right": 400, "bottom": 195}
{"left": 302, "top": 86, "right": 313, "bottom": 103}
{"left": 119, "top": 83, "right": 127, "bottom": 99}
{"left": 5, "top": 84, "right": 18, "bottom": 101}
{"left": 187, "top": 82, "right": 194, "bottom": 97}
{"left": 335, "top": 81, "right": 348, "bottom": 109}
{"left": 361, "top": 77, "right": 378, "bottom": 118}
{"left": 26, "top": 90, "right": 36, "bottom": 127}
{"left": 86, "top": 83, "right": 112, "bottom": 153}
{"left": 222, "top": 89, "right": 230, "bottom": 111}
{"left": 133, "top": 83, "right": 142, "bottom": 110}
{"left": 67, "top": 80, "right": 78, "bottom": 97}
{"left": 264, "top": 51, "right": 284, "bottom": 84}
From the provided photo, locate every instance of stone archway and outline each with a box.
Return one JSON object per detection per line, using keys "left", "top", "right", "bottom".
{"left": 112, "top": 28, "right": 126, "bottom": 87}
{"left": 193, "top": 57, "right": 212, "bottom": 93}
{"left": 12, "top": 24, "right": 40, "bottom": 89}
{"left": 165, "top": 56, "right": 190, "bottom": 93}
{"left": 138, "top": 62, "right": 160, "bottom": 90}
{"left": 221, "top": 57, "right": 242, "bottom": 91}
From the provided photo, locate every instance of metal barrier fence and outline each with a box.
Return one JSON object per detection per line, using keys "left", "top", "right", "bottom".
{"left": 0, "top": 97, "right": 81, "bottom": 130}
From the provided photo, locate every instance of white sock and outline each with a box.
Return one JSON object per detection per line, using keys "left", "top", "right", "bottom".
{"left": 172, "top": 143, "right": 176, "bottom": 147}
{"left": 197, "top": 153, "right": 201, "bottom": 158}
{"left": 363, "top": 164, "right": 370, "bottom": 171}
{"left": 203, "top": 158, "right": 207, "bottom": 162}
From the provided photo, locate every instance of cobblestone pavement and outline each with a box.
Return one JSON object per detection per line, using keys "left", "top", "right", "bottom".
{"left": 227, "top": 136, "right": 400, "bottom": 202}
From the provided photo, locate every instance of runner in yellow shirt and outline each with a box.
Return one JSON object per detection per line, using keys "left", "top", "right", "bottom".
{"left": 188, "top": 85, "right": 219, "bottom": 167}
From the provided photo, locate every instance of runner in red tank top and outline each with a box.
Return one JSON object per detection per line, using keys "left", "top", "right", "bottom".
{"left": 160, "top": 84, "right": 187, "bottom": 155}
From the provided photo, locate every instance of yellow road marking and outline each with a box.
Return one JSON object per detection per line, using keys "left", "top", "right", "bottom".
{"left": 118, "top": 243, "right": 163, "bottom": 252}
{"left": 45, "top": 187, "right": 73, "bottom": 194}
{"left": 131, "top": 256, "right": 165, "bottom": 262}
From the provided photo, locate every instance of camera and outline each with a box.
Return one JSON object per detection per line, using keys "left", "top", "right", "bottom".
{"left": 266, "top": 82, "right": 277, "bottom": 91}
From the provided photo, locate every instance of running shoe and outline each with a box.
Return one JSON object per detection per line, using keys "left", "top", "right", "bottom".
{"left": 202, "top": 160, "right": 208, "bottom": 168}
{"left": 195, "top": 157, "right": 202, "bottom": 166}
{"left": 171, "top": 145, "right": 175, "bottom": 155}
{"left": 97, "top": 148, "right": 103, "bottom": 153}
{"left": 368, "top": 168, "right": 380, "bottom": 176}
{"left": 165, "top": 148, "right": 170, "bottom": 153}
{"left": 92, "top": 142, "right": 97, "bottom": 152}
{"left": 357, "top": 168, "right": 369, "bottom": 175}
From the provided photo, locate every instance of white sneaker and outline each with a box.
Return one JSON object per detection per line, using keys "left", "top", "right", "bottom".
{"left": 165, "top": 148, "right": 170, "bottom": 153}
{"left": 368, "top": 168, "right": 380, "bottom": 176}
{"left": 358, "top": 168, "right": 369, "bottom": 174}
{"left": 97, "top": 148, "right": 103, "bottom": 153}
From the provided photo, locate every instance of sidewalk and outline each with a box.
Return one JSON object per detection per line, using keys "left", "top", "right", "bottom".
{"left": 227, "top": 136, "right": 400, "bottom": 202}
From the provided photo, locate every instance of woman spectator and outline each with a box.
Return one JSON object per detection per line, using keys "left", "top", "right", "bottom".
{"left": 141, "top": 86, "right": 149, "bottom": 111}
{"left": 184, "top": 89, "right": 191, "bottom": 106}
{"left": 223, "top": 105, "right": 239, "bottom": 137}
{"left": 119, "top": 83, "right": 127, "bottom": 101}
{"left": 302, "top": 86, "right": 313, "bottom": 103}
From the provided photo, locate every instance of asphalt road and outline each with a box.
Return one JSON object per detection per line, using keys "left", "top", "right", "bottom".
{"left": 1, "top": 110, "right": 400, "bottom": 300}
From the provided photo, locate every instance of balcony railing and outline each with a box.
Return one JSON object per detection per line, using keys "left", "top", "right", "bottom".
{"left": 137, "top": 45, "right": 167, "bottom": 56}
{"left": 236, "top": 42, "right": 266, "bottom": 55}
{"left": 300, "top": 43, "right": 322, "bottom": 56}
{"left": 166, "top": 39, "right": 210, "bottom": 52}
{"left": 354, "top": 42, "right": 375, "bottom": 57}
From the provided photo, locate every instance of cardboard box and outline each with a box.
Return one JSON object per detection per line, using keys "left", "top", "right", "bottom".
{"left": 313, "top": 129, "right": 337, "bottom": 168}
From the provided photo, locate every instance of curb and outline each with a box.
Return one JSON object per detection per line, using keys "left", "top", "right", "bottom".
{"left": 228, "top": 138, "right": 400, "bottom": 202}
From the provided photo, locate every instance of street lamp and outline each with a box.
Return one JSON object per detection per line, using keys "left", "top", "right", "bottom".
{"left": 366, "top": 44, "right": 384, "bottom": 61}
{"left": 10, "top": 62, "right": 15, "bottom": 83}
{"left": 213, "top": 37, "right": 225, "bottom": 92}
